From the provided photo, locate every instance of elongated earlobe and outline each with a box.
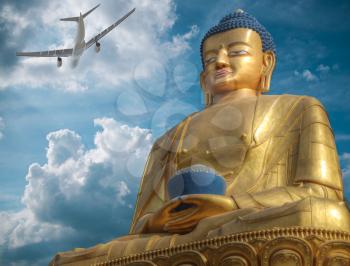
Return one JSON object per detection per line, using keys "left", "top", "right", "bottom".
{"left": 205, "top": 92, "right": 213, "bottom": 106}
{"left": 259, "top": 51, "right": 276, "bottom": 93}
{"left": 200, "top": 71, "right": 213, "bottom": 107}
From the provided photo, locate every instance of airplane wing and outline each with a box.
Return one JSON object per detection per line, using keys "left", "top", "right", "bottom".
{"left": 16, "top": 48, "right": 73, "bottom": 57}
{"left": 85, "top": 7, "right": 135, "bottom": 49}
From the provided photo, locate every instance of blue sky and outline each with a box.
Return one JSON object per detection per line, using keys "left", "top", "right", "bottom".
{"left": 0, "top": 0, "right": 349, "bottom": 265}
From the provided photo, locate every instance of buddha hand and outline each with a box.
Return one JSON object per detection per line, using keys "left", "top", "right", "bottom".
{"left": 146, "top": 194, "right": 237, "bottom": 234}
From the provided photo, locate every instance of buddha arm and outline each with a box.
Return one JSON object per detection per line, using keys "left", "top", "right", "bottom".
{"left": 129, "top": 118, "right": 191, "bottom": 234}
{"left": 233, "top": 97, "right": 344, "bottom": 209}
{"left": 129, "top": 137, "right": 171, "bottom": 234}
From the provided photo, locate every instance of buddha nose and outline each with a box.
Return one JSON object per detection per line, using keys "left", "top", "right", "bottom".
{"left": 216, "top": 47, "right": 229, "bottom": 70}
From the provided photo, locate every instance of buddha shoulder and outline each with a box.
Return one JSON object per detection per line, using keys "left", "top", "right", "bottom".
{"left": 257, "top": 94, "right": 325, "bottom": 109}
{"left": 254, "top": 94, "right": 327, "bottom": 124}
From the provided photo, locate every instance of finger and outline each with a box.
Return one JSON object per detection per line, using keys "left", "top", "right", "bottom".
{"left": 165, "top": 222, "right": 197, "bottom": 233}
{"left": 180, "top": 194, "right": 215, "bottom": 205}
{"left": 165, "top": 212, "right": 200, "bottom": 227}
{"left": 169, "top": 205, "right": 198, "bottom": 218}
{"left": 166, "top": 226, "right": 196, "bottom": 234}
{"left": 163, "top": 198, "right": 183, "bottom": 213}
{"left": 181, "top": 195, "right": 234, "bottom": 211}
{"left": 169, "top": 205, "right": 200, "bottom": 221}
{"left": 167, "top": 211, "right": 197, "bottom": 224}
{"left": 164, "top": 219, "right": 199, "bottom": 232}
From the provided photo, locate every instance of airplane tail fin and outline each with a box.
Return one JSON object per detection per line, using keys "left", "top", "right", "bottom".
{"left": 82, "top": 4, "right": 100, "bottom": 18}
{"left": 60, "top": 4, "right": 100, "bottom": 21}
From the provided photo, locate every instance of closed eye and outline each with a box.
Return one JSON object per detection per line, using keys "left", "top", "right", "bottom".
{"left": 205, "top": 56, "right": 217, "bottom": 65}
{"left": 228, "top": 50, "right": 248, "bottom": 56}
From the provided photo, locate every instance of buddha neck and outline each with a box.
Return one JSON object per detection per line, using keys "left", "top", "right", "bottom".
{"left": 212, "top": 88, "right": 259, "bottom": 105}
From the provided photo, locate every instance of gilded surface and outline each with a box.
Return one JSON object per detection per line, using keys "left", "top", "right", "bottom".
{"left": 87, "top": 227, "right": 350, "bottom": 266}
{"left": 49, "top": 10, "right": 350, "bottom": 266}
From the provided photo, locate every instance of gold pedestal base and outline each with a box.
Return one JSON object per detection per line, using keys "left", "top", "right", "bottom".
{"left": 92, "top": 227, "right": 350, "bottom": 266}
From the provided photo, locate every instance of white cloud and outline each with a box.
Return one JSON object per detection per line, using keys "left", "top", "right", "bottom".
{"left": 0, "top": 116, "right": 4, "bottom": 140}
{"left": 0, "top": 5, "right": 32, "bottom": 39}
{"left": 302, "top": 69, "right": 318, "bottom": 82}
{"left": 316, "top": 64, "right": 330, "bottom": 74}
{"left": 293, "top": 69, "right": 318, "bottom": 82}
{"left": 46, "top": 129, "right": 84, "bottom": 166}
{"left": 0, "top": 0, "right": 198, "bottom": 92}
{"left": 115, "top": 181, "right": 131, "bottom": 205}
{"left": 0, "top": 210, "right": 74, "bottom": 249}
{"left": 0, "top": 118, "right": 152, "bottom": 253}
{"left": 162, "top": 25, "right": 200, "bottom": 58}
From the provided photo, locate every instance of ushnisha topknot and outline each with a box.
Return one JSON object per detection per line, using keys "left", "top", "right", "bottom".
{"left": 200, "top": 9, "right": 276, "bottom": 68}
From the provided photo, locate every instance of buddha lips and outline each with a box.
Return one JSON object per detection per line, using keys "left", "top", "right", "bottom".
{"left": 215, "top": 68, "right": 232, "bottom": 78}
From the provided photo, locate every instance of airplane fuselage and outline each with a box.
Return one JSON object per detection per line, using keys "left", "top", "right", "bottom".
{"left": 71, "top": 13, "right": 86, "bottom": 67}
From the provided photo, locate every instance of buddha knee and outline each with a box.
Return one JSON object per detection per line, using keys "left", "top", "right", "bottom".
{"left": 304, "top": 197, "right": 350, "bottom": 231}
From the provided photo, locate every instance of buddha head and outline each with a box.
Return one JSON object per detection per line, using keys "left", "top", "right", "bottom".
{"left": 200, "top": 9, "right": 276, "bottom": 106}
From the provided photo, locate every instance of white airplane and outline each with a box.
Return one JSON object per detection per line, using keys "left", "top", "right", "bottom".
{"left": 16, "top": 4, "right": 135, "bottom": 68}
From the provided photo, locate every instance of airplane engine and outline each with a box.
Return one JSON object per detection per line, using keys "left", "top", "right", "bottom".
{"left": 95, "top": 42, "right": 101, "bottom": 53}
{"left": 57, "top": 57, "right": 62, "bottom": 68}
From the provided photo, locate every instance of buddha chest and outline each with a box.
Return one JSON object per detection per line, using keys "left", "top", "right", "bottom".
{"left": 175, "top": 97, "right": 257, "bottom": 177}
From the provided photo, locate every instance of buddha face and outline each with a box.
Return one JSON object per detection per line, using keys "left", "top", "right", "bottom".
{"left": 200, "top": 28, "right": 275, "bottom": 95}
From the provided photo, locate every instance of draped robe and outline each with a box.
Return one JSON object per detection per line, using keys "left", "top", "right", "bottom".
{"left": 52, "top": 94, "right": 350, "bottom": 265}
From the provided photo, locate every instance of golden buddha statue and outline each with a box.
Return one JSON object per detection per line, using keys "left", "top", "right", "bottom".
{"left": 50, "top": 9, "right": 350, "bottom": 266}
